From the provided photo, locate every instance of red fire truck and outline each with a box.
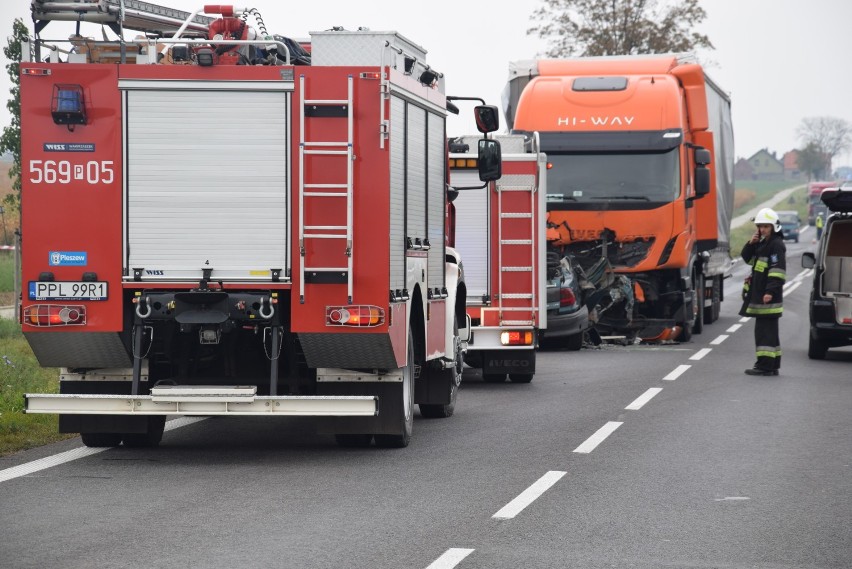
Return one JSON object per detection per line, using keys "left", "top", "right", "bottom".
{"left": 20, "top": 1, "right": 501, "bottom": 448}
{"left": 449, "top": 134, "right": 546, "bottom": 383}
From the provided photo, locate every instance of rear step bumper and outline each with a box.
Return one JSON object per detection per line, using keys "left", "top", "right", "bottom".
{"left": 26, "top": 390, "right": 377, "bottom": 417}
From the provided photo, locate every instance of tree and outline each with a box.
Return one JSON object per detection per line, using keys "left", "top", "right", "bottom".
{"left": 528, "top": 0, "right": 714, "bottom": 58}
{"left": 796, "top": 116, "right": 851, "bottom": 177}
{"left": 1, "top": 18, "right": 28, "bottom": 210}
{"left": 796, "top": 142, "right": 829, "bottom": 181}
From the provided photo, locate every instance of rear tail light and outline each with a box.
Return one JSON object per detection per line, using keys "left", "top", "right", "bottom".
{"left": 500, "top": 330, "right": 533, "bottom": 346}
{"left": 23, "top": 304, "right": 86, "bottom": 327}
{"left": 560, "top": 286, "right": 576, "bottom": 308}
{"left": 326, "top": 305, "right": 385, "bottom": 327}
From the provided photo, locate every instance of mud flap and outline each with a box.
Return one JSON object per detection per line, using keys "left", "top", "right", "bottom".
{"left": 414, "top": 364, "right": 453, "bottom": 405}
{"left": 482, "top": 349, "right": 535, "bottom": 376}
{"left": 317, "top": 382, "right": 402, "bottom": 435}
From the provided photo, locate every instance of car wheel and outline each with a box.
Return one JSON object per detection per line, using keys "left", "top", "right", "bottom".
{"left": 565, "top": 332, "right": 584, "bottom": 351}
{"left": 807, "top": 332, "right": 828, "bottom": 360}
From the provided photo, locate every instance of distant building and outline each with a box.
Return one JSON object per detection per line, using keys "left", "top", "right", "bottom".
{"left": 782, "top": 150, "right": 805, "bottom": 181}
{"left": 743, "top": 148, "right": 784, "bottom": 181}
{"left": 734, "top": 158, "right": 753, "bottom": 180}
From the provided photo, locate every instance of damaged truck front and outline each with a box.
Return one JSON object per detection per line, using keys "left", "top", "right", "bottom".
{"left": 503, "top": 55, "right": 735, "bottom": 342}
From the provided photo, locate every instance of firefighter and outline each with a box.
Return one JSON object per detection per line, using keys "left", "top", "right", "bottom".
{"left": 740, "top": 207, "right": 786, "bottom": 376}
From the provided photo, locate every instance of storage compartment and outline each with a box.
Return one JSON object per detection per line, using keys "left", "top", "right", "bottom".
{"left": 310, "top": 30, "right": 427, "bottom": 68}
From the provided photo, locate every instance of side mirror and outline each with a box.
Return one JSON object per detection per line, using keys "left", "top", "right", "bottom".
{"left": 801, "top": 251, "right": 816, "bottom": 269}
{"left": 694, "top": 165, "right": 710, "bottom": 197}
{"left": 478, "top": 138, "right": 502, "bottom": 182}
{"left": 474, "top": 105, "right": 500, "bottom": 134}
{"left": 694, "top": 147, "right": 711, "bottom": 166}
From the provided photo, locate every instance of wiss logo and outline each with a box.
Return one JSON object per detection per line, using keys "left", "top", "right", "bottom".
{"left": 145, "top": 270, "right": 165, "bottom": 275}
{"left": 557, "top": 116, "right": 635, "bottom": 127}
{"left": 44, "top": 143, "right": 67, "bottom": 151}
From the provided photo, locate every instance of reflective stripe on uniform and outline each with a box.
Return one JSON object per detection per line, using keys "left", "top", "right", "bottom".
{"left": 767, "top": 268, "right": 786, "bottom": 281}
{"left": 746, "top": 303, "right": 783, "bottom": 315}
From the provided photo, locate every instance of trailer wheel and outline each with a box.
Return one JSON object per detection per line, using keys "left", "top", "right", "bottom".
{"left": 81, "top": 433, "right": 122, "bottom": 448}
{"left": 122, "top": 416, "right": 166, "bottom": 448}
{"left": 374, "top": 331, "right": 415, "bottom": 448}
{"left": 419, "top": 315, "right": 461, "bottom": 419}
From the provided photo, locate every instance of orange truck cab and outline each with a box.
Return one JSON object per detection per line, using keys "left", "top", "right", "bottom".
{"left": 503, "top": 55, "right": 735, "bottom": 342}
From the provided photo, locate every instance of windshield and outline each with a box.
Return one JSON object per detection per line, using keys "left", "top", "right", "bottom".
{"left": 544, "top": 148, "right": 681, "bottom": 204}
{"left": 777, "top": 212, "right": 798, "bottom": 224}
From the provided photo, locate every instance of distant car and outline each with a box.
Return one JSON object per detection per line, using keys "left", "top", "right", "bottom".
{"left": 801, "top": 186, "right": 852, "bottom": 359}
{"left": 776, "top": 210, "right": 801, "bottom": 243}
{"left": 541, "top": 252, "right": 590, "bottom": 350}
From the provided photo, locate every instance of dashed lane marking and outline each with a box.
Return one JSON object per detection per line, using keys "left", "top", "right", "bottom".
{"left": 573, "top": 422, "right": 623, "bottom": 454}
{"left": 710, "top": 335, "right": 729, "bottom": 345}
{"left": 663, "top": 364, "right": 691, "bottom": 380}
{"left": 625, "top": 388, "right": 663, "bottom": 411}
{"left": 739, "top": 317, "right": 750, "bottom": 323}
{"left": 492, "top": 470, "right": 566, "bottom": 520}
{"left": 726, "top": 324, "right": 742, "bottom": 333}
{"left": 425, "top": 548, "right": 475, "bottom": 569}
{"left": 689, "top": 348, "right": 712, "bottom": 361}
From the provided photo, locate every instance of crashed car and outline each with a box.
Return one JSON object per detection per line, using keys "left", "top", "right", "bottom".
{"left": 540, "top": 252, "right": 590, "bottom": 350}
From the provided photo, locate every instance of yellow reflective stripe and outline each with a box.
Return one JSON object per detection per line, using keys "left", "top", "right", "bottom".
{"left": 756, "top": 350, "right": 782, "bottom": 358}
{"left": 746, "top": 305, "right": 783, "bottom": 315}
{"left": 768, "top": 270, "right": 786, "bottom": 280}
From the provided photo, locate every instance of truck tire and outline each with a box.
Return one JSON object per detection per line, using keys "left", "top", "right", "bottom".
{"left": 122, "top": 416, "right": 166, "bottom": 448}
{"left": 807, "top": 332, "right": 828, "bottom": 360}
{"left": 691, "top": 274, "right": 704, "bottom": 335}
{"left": 374, "top": 331, "right": 415, "bottom": 448}
{"left": 704, "top": 276, "right": 721, "bottom": 324}
{"left": 419, "top": 316, "right": 461, "bottom": 419}
{"left": 482, "top": 373, "right": 507, "bottom": 383}
{"left": 334, "top": 434, "right": 373, "bottom": 447}
{"left": 508, "top": 373, "right": 534, "bottom": 383}
{"left": 81, "top": 433, "right": 122, "bottom": 448}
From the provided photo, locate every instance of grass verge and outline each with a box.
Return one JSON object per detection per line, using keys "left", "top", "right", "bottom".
{"left": 0, "top": 314, "right": 73, "bottom": 457}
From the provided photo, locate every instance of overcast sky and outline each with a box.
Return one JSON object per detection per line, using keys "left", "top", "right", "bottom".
{"left": 2, "top": 0, "right": 851, "bottom": 167}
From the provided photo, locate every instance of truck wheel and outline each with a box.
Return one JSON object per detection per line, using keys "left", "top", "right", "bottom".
{"left": 565, "top": 332, "right": 584, "bottom": 351}
{"left": 691, "top": 274, "right": 704, "bottom": 335}
{"left": 704, "top": 276, "right": 721, "bottom": 324}
{"left": 81, "top": 433, "right": 122, "bottom": 448}
{"left": 808, "top": 332, "right": 828, "bottom": 360}
{"left": 419, "top": 316, "right": 461, "bottom": 419}
{"left": 508, "top": 373, "right": 533, "bottom": 384}
{"left": 482, "top": 373, "right": 507, "bottom": 383}
{"left": 334, "top": 434, "right": 373, "bottom": 447}
{"left": 374, "top": 331, "right": 415, "bottom": 448}
{"left": 122, "top": 416, "right": 166, "bottom": 448}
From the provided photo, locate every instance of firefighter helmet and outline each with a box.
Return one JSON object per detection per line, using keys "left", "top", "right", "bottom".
{"left": 752, "top": 207, "right": 781, "bottom": 232}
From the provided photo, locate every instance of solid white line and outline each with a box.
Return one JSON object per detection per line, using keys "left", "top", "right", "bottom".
{"left": 690, "top": 348, "right": 712, "bottom": 361}
{"left": 726, "top": 323, "right": 742, "bottom": 333}
{"left": 425, "top": 548, "right": 475, "bottom": 569}
{"left": 663, "top": 364, "right": 690, "bottom": 381}
{"left": 625, "top": 387, "right": 663, "bottom": 411}
{"left": 573, "top": 422, "right": 623, "bottom": 454}
{"left": 786, "top": 282, "right": 802, "bottom": 296}
{"left": 0, "top": 417, "right": 205, "bottom": 484}
{"left": 710, "top": 335, "right": 729, "bottom": 345}
{"left": 492, "top": 470, "right": 566, "bottom": 520}
{"left": 739, "top": 317, "right": 750, "bottom": 323}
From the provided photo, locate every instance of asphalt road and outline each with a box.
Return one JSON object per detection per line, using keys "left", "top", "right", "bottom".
{"left": 1, "top": 224, "right": 850, "bottom": 569}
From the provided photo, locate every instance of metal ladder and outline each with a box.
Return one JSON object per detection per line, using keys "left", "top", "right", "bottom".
{"left": 31, "top": 0, "right": 215, "bottom": 35}
{"left": 496, "top": 179, "right": 537, "bottom": 326}
{"left": 298, "top": 74, "right": 355, "bottom": 304}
